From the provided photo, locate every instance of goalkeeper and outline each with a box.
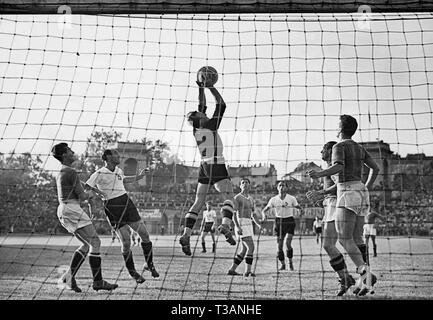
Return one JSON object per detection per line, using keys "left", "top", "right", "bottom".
{"left": 179, "top": 79, "right": 236, "bottom": 256}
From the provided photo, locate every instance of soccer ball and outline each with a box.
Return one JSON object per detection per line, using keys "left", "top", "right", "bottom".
{"left": 197, "top": 66, "right": 218, "bottom": 87}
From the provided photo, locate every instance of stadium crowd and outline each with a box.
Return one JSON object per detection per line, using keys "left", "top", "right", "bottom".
{"left": 2, "top": 180, "right": 432, "bottom": 237}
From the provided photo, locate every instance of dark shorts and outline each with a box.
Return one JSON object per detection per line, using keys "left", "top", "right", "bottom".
{"left": 203, "top": 222, "right": 215, "bottom": 233}
{"left": 315, "top": 227, "right": 323, "bottom": 234}
{"left": 274, "top": 217, "right": 296, "bottom": 239}
{"left": 198, "top": 162, "right": 230, "bottom": 185}
{"left": 104, "top": 193, "right": 141, "bottom": 229}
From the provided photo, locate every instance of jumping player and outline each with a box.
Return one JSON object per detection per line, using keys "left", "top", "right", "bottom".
{"left": 227, "top": 178, "right": 261, "bottom": 277}
{"left": 85, "top": 149, "right": 159, "bottom": 284}
{"left": 200, "top": 201, "right": 217, "bottom": 253}
{"left": 308, "top": 115, "right": 380, "bottom": 296}
{"left": 307, "top": 141, "right": 356, "bottom": 296}
{"left": 52, "top": 143, "right": 118, "bottom": 292}
{"left": 262, "top": 180, "right": 301, "bottom": 271}
{"left": 179, "top": 79, "right": 237, "bottom": 256}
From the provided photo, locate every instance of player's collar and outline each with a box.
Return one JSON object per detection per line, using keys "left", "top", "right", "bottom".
{"left": 278, "top": 193, "right": 287, "bottom": 200}
{"left": 103, "top": 165, "right": 117, "bottom": 173}
{"left": 239, "top": 192, "right": 250, "bottom": 199}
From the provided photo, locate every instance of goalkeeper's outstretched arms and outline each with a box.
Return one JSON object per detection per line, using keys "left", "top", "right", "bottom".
{"left": 197, "top": 80, "right": 207, "bottom": 114}
{"left": 208, "top": 86, "right": 226, "bottom": 129}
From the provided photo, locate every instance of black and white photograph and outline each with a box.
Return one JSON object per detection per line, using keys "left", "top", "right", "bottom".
{"left": 0, "top": 0, "right": 432, "bottom": 312}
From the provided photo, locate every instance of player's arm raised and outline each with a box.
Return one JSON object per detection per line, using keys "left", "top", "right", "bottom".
{"left": 208, "top": 86, "right": 226, "bottom": 129}
{"left": 196, "top": 80, "right": 207, "bottom": 114}
{"left": 123, "top": 167, "right": 149, "bottom": 184}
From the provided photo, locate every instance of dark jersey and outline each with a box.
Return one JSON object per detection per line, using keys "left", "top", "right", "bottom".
{"left": 193, "top": 103, "right": 226, "bottom": 164}
{"left": 56, "top": 165, "right": 83, "bottom": 202}
{"left": 323, "top": 163, "right": 337, "bottom": 198}
{"left": 332, "top": 139, "right": 373, "bottom": 183}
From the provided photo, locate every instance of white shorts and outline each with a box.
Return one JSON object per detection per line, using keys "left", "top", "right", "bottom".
{"left": 323, "top": 196, "right": 337, "bottom": 222}
{"left": 337, "top": 181, "right": 370, "bottom": 216}
{"left": 363, "top": 224, "right": 377, "bottom": 236}
{"left": 57, "top": 200, "right": 93, "bottom": 234}
{"left": 235, "top": 217, "right": 254, "bottom": 239}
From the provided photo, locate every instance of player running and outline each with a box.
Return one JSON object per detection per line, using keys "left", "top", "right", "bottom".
{"left": 52, "top": 143, "right": 118, "bottom": 292}
{"left": 179, "top": 79, "right": 237, "bottom": 256}
{"left": 308, "top": 115, "right": 380, "bottom": 296}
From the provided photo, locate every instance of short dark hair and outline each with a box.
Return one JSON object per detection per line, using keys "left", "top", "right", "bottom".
{"left": 51, "top": 143, "right": 69, "bottom": 162}
{"left": 102, "top": 149, "right": 113, "bottom": 161}
{"left": 240, "top": 178, "right": 251, "bottom": 184}
{"left": 186, "top": 111, "right": 201, "bottom": 128}
{"left": 340, "top": 114, "right": 358, "bottom": 137}
{"left": 323, "top": 141, "right": 337, "bottom": 151}
{"left": 277, "top": 180, "right": 288, "bottom": 187}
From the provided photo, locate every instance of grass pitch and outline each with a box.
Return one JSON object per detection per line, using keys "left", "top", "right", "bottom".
{"left": 0, "top": 234, "right": 432, "bottom": 300}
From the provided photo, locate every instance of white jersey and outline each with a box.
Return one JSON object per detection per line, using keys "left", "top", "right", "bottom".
{"left": 267, "top": 194, "right": 299, "bottom": 218}
{"left": 313, "top": 220, "right": 322, "bottom": 228}
{"left": 203, "top": 209, "right": 217, "bottom": 223}
{"left": 86, "top": 166, "right": 126, "bottom": 200}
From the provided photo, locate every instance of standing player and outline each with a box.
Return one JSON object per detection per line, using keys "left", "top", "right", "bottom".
{"left": 227, "top": 178, "right": 261, "bottom": 277}
{"left": 308, "top": 115, "right": 380, "bottom": 296}
{"left": 312, "top": 216, "right": 323, "bottom": 245}
{"left": 261, "top": 181, "right": 301, "bottom": 271}
{"left": 85, "top": 149, "right": 159, "bottom": 284}
{"left": 364, "top": 209, "right": 384, "bottom": 257}
{"left": 306, "top": 141, "right": 356, "bottom": 296}
{"left": 200, "top": 201, "right": 217, "bottom": 253}
{"left": 179, "top": 79, "right": 236, "bottom": 256}
{"left": 52, "top": 143, "right": 118, "bottom": 292}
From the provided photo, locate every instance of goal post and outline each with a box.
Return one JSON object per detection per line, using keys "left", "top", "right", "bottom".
{"left": 1, "top": 0, "right": 433, "bottom": 301}
{"left": 2, "top": 0, "right": 433, "bottom": 14}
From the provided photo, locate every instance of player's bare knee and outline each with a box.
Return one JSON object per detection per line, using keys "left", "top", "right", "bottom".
{"left": 78, "top": 243, "right": 90, "bottom": 255}
{"left": 323, "top": 242, "right": 335, "bottom": 255}
{"left": 136, "top": 227, "right": 149, "bottom": 242}
{"left": 121, "top": 239, "right": 131, "bottom": 253}
{"left": 89, "top": 236, "right": 101, "bottom": 252}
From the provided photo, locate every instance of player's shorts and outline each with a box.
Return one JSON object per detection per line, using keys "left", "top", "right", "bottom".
{"left": 235, "top": 217, "right": 254, "bottom": 239}
{"left": 104, "top": 193, "right": 141, "bottom": 229}
{"left": 203, "top": 222, "right": 215, "bottom": 233}
{"left": 314, "top": 227, "right": 323, "bottom": 234}
{"left": 363, "top": 223, "right": 377, "bottom": 236}
{"left": 323, "top": 196, "right": 337, "bottom": 222}
{"left": 57, "top": 200, "right": 93, "bottom": 234}
{"left": 274, "top": 217, "right": 296, "bottom": 239}
{"left": 198, "top": 162, "right": 230, "bottom": 185}
{"left": 336, "top": 181, "right": 370, "bottom": 216}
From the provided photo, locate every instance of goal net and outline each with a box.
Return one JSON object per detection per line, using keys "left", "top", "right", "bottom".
{"left": 1, "top": 1, "right": 433, "bottom": 300}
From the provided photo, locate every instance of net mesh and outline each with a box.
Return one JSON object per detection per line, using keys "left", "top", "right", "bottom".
{"left": 1, "top": 11, "right": 433, "bottom": 299}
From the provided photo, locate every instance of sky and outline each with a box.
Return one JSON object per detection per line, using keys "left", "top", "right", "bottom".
{"left": 0, "top": 12, "right": 432, "bottom": 178}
